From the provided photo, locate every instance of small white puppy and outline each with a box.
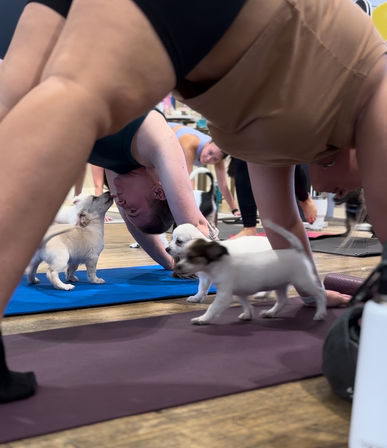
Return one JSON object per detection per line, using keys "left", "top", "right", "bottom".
{"left": 26, "top": 192, "right": 113, "bottom": 290}
{"left": 166, "top": 223, "right": 272, "bottom": 303}
{"left": 54, "top": 194, "right": 91, "bottom": 224}
{"left": 174, "top": 220, "right": 327, "bottom": 324}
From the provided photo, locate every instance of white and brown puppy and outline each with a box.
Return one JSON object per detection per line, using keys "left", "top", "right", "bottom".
{"left": 26, "top": 192, "right": 113, "bottom": 290}
{"left": 166, "top": 223, "right": 272, "bottom": 303}
{"left": 174, "top": 220, "right": 327, "bottom": 324}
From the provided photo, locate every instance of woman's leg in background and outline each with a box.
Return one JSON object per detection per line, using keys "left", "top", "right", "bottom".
{"left": 232, "top": 158, "right": 258, "bottom": 237}
{"left": 295, "top": 164, "right": 317, "bottom": 224}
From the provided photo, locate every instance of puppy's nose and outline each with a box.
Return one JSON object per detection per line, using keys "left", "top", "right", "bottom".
{"left": 165, "top": 247, "right": 171, "bottom": 254}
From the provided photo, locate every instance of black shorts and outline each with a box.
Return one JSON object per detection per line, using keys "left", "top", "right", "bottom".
{"left": 25, "top": 0, "right": 246, "bottom": 82}
{"left": 25, "top": 0, "right": 71, "bottom": 17}
{"left": 130, "top": 0, "right": 246, "bottom": 81}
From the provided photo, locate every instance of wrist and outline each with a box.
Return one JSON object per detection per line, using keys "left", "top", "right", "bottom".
{"left": 231, "top": 208, "right": 239, "bottom": 215}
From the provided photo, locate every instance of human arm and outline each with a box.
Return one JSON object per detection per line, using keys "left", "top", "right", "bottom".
{"left": 132, "top": 110, "right": 211, "bottom": 236}
{"left": 214, "top": 159, "right": 239, "bottom": 214}
{"left": 105, "top": 169, "right": 174, "bottom": 269}
{"left": 175, "top": 132, "right": 199, "bottom": 187}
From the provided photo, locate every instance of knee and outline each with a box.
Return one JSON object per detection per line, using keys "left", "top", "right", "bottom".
{"left": 39, "top": 74, "right": 113, "bottom": 138}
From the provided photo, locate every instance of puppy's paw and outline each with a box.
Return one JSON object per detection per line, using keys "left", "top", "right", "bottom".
{"left": 187, "top": 295, "right": 205, "bottom": 303}
{"left": 313, "top": 309, "right": 327, "bottom": 321}
{"left": 92, "top": 278, "right": 105, "bottom": 284}
{"left": 191, "top": 316, "right": 210, "bottom": 325}
{"left": 28, "top": 277, "right": 40, "bottom": 285}
{"left": 66, "top": 275, "right": 79, "bottom": 282}
{"left": 259, "top": 309, "right": 276, "bottom": 318}
{"left": 238, "top": 312, "right": 253, "bottom": 321}
{"left": 59, "top": 284, "right": 75, "bottom": 291}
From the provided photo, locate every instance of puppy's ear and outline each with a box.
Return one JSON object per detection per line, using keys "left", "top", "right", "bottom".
{"left": 206, "top": 241, "right": 228, "bottom": 261}
{"left": 77, "top": 211, "right": 91, "bottom": 227}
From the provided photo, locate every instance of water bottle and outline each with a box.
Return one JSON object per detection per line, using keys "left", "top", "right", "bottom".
{"left": 349, "top": 246, "right": 387, "bottom": 447}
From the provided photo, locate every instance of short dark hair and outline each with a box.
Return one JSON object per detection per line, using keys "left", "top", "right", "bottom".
{"left": 137, "top": 198, "right": 174, "bottom": 234}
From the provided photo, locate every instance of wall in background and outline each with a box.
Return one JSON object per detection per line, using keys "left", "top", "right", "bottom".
{"left": 0, "top": 0, "right": 25, "bottom": 58}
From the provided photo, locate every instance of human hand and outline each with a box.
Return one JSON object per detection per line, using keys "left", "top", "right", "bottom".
{"left": 231, "top": 208, "right": 241, "bottom": 217}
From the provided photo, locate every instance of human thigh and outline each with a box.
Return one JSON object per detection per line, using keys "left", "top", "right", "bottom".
{"left": 40, "top": 0, "right": 175, "bottom": 134}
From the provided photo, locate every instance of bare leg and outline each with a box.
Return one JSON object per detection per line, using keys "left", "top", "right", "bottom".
{"left": 91, "top": 164, "right": 104, "bottom": 196}
{"left": 0, "top": 0, "right": 174, "bottom": 402}
{"left": 0, "top": 3, "right": 64, "bottom": 121}
{"left": 247, "top": 163, "right": 348, "bottom": 307}
{"left": 355, "top": 57, "right": 387, "bottom": 243}
{"left": 0, "top": 0, "right": 174, "bottom": 317}
{"left": 73, "top": 164, "right": 87, "bottom": 197}
{"left": 0, "top": 2, "right": 65, "bottom": 403}
{"left": 299, "top": 194, "right": 317, "bottom": 224}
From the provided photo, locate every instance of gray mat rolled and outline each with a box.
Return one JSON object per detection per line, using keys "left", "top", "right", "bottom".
{"left": 323, "top": 273, "right": 365, "bottom": 296}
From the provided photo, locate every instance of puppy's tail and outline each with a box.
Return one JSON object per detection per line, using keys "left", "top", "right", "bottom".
{"left": 262, "top": 220, "right": 304, "bottom": 253}
{"left": 190, "top": 167, "right": 215, "bottom": 194}
{"left": 39, "top": 224, "right": 74, "bottom": 248}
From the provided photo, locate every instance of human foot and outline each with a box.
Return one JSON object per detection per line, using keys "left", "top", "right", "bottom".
{"left": 231, "top": 227, "right": 258, "bottom": 238}
{"left": 302, "top": 289, "right": 351, "bottom": 308}
{"left": 300, "top": 195, "right": 318, "bottom": 224}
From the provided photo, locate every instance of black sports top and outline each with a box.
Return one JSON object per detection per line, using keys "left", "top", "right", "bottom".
{"left": 25, "top": 0, "right": 72, "bottom": 17}
{"left": 26, "top": 0, "right": 246, "bottom": 81}
{"left": 88, "top": 115, "right": 146, "bottom": 174}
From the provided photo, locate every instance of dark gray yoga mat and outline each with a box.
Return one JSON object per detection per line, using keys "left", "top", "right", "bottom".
{"left": 310, "top": 236, "right": 382, "bottom": 257}
{"left": 0, "top": 300, "right": 345, "bottom": 443}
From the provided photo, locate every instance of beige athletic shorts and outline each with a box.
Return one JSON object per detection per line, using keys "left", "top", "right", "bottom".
{"left": 179, "top": 0, "right": 387, "bottom": 165}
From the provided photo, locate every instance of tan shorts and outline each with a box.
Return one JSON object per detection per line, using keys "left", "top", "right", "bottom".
{"left": 180, "top": 0, "right": 387, "bottom": 165}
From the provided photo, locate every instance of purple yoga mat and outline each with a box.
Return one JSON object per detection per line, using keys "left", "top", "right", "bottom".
{"left": 324, "top": 273, "right": 365, "bottom": 296}
{"left": 0, "top": 299, "right": 345, "bottom": 443}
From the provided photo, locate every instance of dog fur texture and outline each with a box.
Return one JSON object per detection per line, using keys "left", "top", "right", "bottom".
{"left": 174, "top": 220, "right": 327, "bottom": 324}
{"left": 190, "top": 167, "right": 218, "bottom": 227}
{"left": 53, "top": 194, "right": 91, "bottom": 224}
{"left": 166, "top": 223, "right": 272, "bottom": 303}
{"left": 26, "top": 192, "right": 113, "bottom": 290}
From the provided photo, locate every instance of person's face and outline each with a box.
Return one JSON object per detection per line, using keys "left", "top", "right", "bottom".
{"left": 309, "top": 148, "right": 362, "bottom": 198}
{"left": 199, "top": 142, "right": 223, "bottom": 165}
{"left": 113, "top": 169, "right": 157, "bottom": 228}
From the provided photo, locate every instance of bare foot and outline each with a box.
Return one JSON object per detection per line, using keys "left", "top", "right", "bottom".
{"left": 104, "top": 216, "right": 113, "bottom": 223}
{"left": 231, "top": 227, "right": 258, "bottom": 239}
{"left": 302, "top": 289, "right": 351, "bottom": 308}
{"left": 299, "top": 195, "right": 318, "bottom": 224}
{"left": 325, "top": 289, "right": 352, "bottom": 307}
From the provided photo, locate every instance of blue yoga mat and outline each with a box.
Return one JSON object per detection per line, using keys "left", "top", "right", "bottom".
{"left": 6, "top": 266, "right": 216, "bottom": 316}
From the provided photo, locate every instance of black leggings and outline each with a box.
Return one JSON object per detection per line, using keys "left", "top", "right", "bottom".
{"left": 232, "top": 159, "right": 310, "bottom": 228}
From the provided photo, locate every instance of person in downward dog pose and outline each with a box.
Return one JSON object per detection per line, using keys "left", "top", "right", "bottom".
{"left": 168, "top": 123, "right": 240, "bottom": 217}
{"left": 0, "top": 0, "right": 385, "bottom": 402}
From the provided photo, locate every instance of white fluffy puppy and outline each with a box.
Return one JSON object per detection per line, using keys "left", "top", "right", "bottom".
{"left": 166, "top": 223, "right": 272, "bottom": 303}
{"left": 54, "top": 194, "right": 91, "bottom": 224}
{"left": 174, "top": 220, "right": 327, "bottom": 324}
{"left": 26, "top": 192, "right": 113, "bottom": 290}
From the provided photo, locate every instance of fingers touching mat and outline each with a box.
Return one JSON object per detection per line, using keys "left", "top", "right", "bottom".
{"left": 0, "top": 300, "right": 346, "bottom": 443}
{"left": 6, "top": 266, "right": 216, "bottom": 316}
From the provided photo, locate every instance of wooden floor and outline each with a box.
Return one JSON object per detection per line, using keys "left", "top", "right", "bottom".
{"left": 2, "top": 212, "right": 378, "bottom": 448}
